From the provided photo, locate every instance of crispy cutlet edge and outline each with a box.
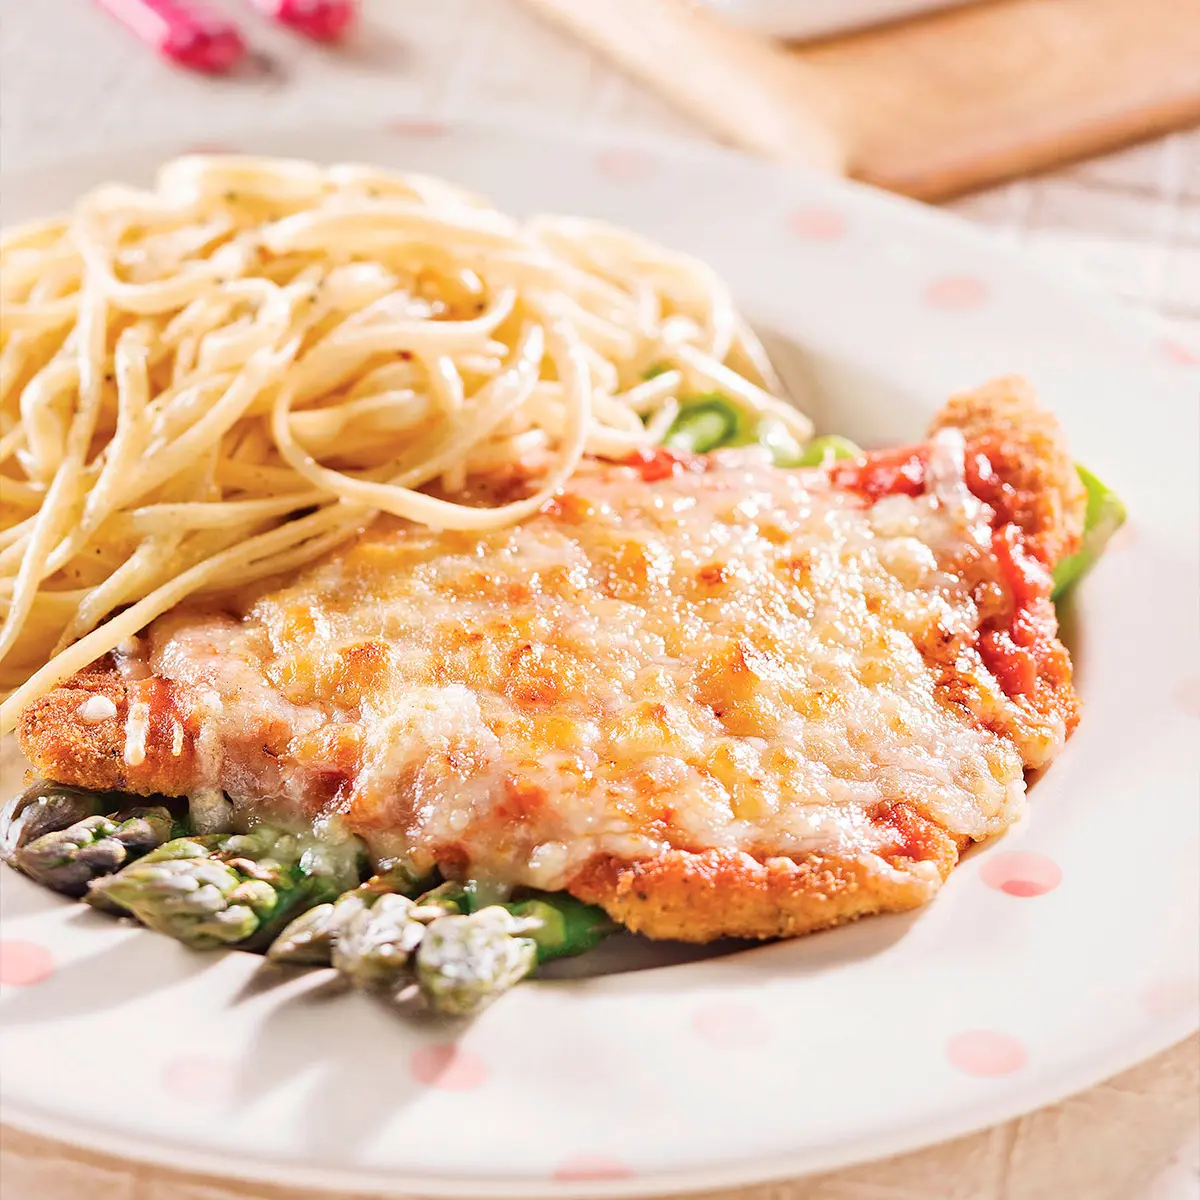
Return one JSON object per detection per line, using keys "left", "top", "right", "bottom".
{"left": 16, "top": 667, "right": 196, "bottom": 797}
{"left": 934, "top": 374, "right": 1084, "bottom": 738}
{"left": 567, "top": 802, "right": 965, "bottom": 942}
{"left": 930, "top": 374, "right": 1087, "bottom": 566}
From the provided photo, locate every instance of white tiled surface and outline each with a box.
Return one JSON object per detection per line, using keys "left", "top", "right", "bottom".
{"left": 951, "top": 133, "right": 1200, "bottom": 336}
{"left": 0, "top": 2, "right": 1197, "bottom": 1198}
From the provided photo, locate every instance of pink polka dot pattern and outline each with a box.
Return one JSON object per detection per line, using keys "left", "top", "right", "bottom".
{"left": 790, "top": 206, "right": 846, "bottom": 241}
{"left": 162, "top": 1056, "right": 236, "bottom": 1104}
{"left": 1162, "top": 338, "right": 1200, "bottom": 366}
{"left": 389, "top": 118, "right": 448, "bottom": 137}
{"left": 979, "top": 851, "right": 1062, "bottom": 898}
{"left": 595, "top": 148, "right": 657, "bottom": 183}
{"left": 1173, "top": 677, "right": 1200, "bottom": 718}
{"left": 690, "top": 1000, "right": 769, "bottom": 1046}
{"left": 410, "top": 1042, "right": 488, "bottom": 1091}
{"left": 947, "top": 1030, "right": 1027, "bottom": 1077}
{"left": 0, "top": 940, "right": 54, "bottom": 987}
{"left": 553, "top": 1154, "right": 634, "bottom": 1182}
{"left": 1142, "top": 976, "right": 1200, "bottom": 1021}
{"left": 924, "top": 275, "right": 989, "bottom": 310}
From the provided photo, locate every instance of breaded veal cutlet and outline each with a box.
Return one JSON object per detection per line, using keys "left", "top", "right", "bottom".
{"left": 19, "top": 376, "right": 1085, "bottom": 942}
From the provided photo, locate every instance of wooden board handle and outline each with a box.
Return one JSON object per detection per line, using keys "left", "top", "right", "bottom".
{"left": 523, "top": 0, "right": 1200, "bottom": 201}
{"left": 520, "top": 0, "right": 848, "bottom": 174}
{"left": 801, "top": 0, "right": 1200, "bottom": 199}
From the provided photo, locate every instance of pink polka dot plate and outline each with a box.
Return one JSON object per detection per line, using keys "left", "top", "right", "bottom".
{"left": 1, "top": 122, "right": 1197, "bottom": 1198}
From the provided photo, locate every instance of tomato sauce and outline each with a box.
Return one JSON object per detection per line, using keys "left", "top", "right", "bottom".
{"left": 830, "top": 445, "right": 928, "bottom": 502}
{"left": 831, "top": 440, "right": 1057, "bottom": 703}
{"left": 975, "top": 522, "right": 1056, "bottom": 699}
{"left": 624, "top": 446, "right": 707, "bottom": 483}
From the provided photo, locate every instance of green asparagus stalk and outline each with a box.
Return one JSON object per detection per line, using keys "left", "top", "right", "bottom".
{"left": 744, "top": 417, "right": 806, "bottom": 466}
{"left": 664, "top": 395, "right": 749, "bottom": 454}
{"left": 83, "top": 832, "right": 223, "bottom": 915}
{"left": 794, "top": 434, "right": 862, "bottom": 467}
{"left": 414, "top": 907, "right": 540, "bottom": 1017}
{"left": 731, "top": 412, "right": 860, "bottom": 470}
{"left": 88, "top": 827, "right": 356, "bottom": 951}
{"left": 266, "top": 861, "right": 425, "bottom": 966}
{"left": 267, "top": 893, "right": 370, "bottom": 966}
{"left": 12, "top": 807, "right": 178, "bottom": 897}
{"left": 412, "top": 892, "right": 617, "bottom": 1016}
{"left": 410, "top": 877, "right": 511, "bottom": 915}
{"left": 321, "top": 876, "right": 499, "bottom": 991}
{"left": 87, "top": 834, "right": 263, "bottom": 947}
{"left": 331, "top": 893, "right": 431, "bottom": 991}
{"left": 324, "top": 876, "right": 615, "bottom": 1010}
{"left": 662, "top": 393, "right": 821, "bottom": 469}
{"left": 1052, "top": 465, "right": 1127, "bottom": 601}
{"left": 652, "top": 384, "right": 864, "bottom": 470}
{"left": 506, "top": 894, "right": 619, "bottom": 964}
{"left": 2, "top": 783, "right": 116, "bottom": 860}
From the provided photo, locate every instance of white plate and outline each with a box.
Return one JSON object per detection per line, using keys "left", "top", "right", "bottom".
{"left": 1, "top": 122, "right": 1197, "bottom": 1200}
{"left": 704, "top": 0, "right": 982, "bottom": 39}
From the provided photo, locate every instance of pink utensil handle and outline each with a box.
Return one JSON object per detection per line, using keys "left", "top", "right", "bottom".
{"left": 246, "top": 0, "right": 357, "bottom": 40}
{"left": 92, "top": 0, "right": 246, "bottom": 73}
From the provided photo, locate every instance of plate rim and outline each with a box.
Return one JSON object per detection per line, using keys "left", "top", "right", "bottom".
{"left": 0, "top": 115, "right": 1196, "bottom": 1200}
{"left": 0, "top": 110, "right": 1190, "bottom": 366}
{"left": 3, "top": 1017, "right": 1197, "bottom": 1199}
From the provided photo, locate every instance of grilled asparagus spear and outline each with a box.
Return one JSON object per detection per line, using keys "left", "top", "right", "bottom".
{"left": 266, "top": 861, "right": 426, "bottom": 966}
{"left": 12, "top": 807, "right": 178, "bottom": 897}
{"left": 331, "top": 893, "right": 431, "bottom": 991}
{"left": 794, "top": 434, "right": 862, "bottom": 467}
{"left": 2, "top": 783, "right": 117, "bottom": 860}
{"left": 414, "top": 894, "right": 618, "bottom": 1016}
{"left": 327, "top": 877, "right": 473, "bottom": 989}
{"left": 89, "top": 827, "right": 360, "bottom": 951}
{"left": 321, "top": 876, "right": 615, "bottom": 1010}
{"left": 505, "top": 894, "right": 618, "bottom": 964}
{"left": 414, "top": 907, "right": 540, "bottom": 1016}
{"left": 4, "top": 778, "right": 618, "bottom": 1011}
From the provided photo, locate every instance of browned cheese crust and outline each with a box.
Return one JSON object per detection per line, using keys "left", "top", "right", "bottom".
{"left": 573, "top": 378, "right": 1085, "bottom": 940}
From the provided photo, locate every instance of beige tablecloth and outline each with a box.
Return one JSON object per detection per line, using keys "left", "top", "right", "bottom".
{"left": 1, "top": 3, "right": 1197, "bottom": 1197}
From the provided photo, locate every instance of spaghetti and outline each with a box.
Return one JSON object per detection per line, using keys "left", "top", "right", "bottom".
{"left": 0, "top": 155, "right": 810, "bottom": 731}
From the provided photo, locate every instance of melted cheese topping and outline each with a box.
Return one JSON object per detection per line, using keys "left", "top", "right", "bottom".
{"left": 77, "top": 695, "right": 118, "bottom": 724}
{"left": 136, "top": 450, "right": 1060, "bottom": 889}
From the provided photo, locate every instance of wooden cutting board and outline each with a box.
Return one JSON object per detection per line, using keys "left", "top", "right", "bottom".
{"left": 521, "top": 0, "right": 1200, "bottom": 199}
